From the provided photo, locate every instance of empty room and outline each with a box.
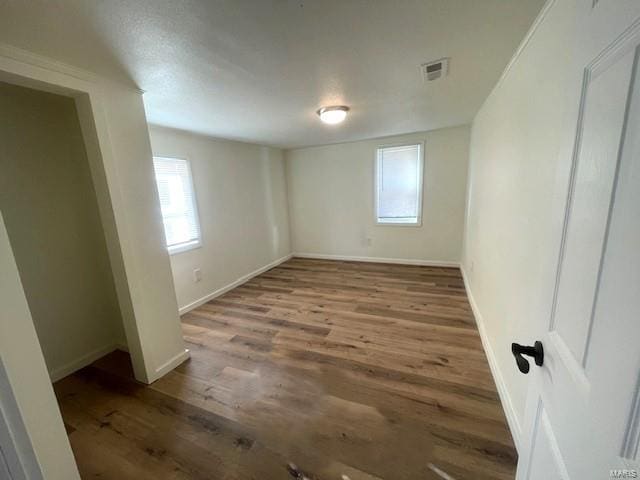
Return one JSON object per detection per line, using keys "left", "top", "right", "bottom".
{"left": 0, "top": 1, "right": 639, "bottom": 479}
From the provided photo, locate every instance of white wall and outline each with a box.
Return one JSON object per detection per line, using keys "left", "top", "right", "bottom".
{"left": 286, "top": 126, "right": 470, "bottom": 264}
{"left": 0, "top": 82, "right": 125, "bottom": 381}
{"left": 462, "top": 0, "right": 581, "bottom": 445}
{"left": 148, "top": 125, "right": 291, "bottom": 312}
{"left": 96, "top": 84, "right": 188, "bottom": 381}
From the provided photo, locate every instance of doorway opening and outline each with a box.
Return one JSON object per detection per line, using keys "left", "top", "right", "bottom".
{"left": 0, "top": 81, "right": 130, "bottom": 382}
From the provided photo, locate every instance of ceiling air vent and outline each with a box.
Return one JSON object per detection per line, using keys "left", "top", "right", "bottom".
{"left": 421, "top": 58, "right": 450, "bottom": 82}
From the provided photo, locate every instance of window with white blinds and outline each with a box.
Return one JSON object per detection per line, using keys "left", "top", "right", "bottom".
{"left": 152, "top": 157, "right": 202, "bottom": 254}
{"left": 375, "top": 143, "right": 424, "bottom": 225}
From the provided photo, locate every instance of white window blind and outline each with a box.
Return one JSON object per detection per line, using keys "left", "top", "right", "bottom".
{"left": 152, "top": 157, "right": 201, "bottom": 254}
{"left": 375, "top": 143, "right": 424, "bottom": 225}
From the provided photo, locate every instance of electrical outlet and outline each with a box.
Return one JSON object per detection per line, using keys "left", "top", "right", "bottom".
{"left": 193, "top": 268, "right": 202, "bottom": 283}
{"left": 470, "top": 261, "right": 475, "bottom": 274}
{"left": 366, "top": 237, "right": 372, "bottom": 247}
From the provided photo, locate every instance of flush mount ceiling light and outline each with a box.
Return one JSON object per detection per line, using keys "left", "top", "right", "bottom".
{"left": 317, "top": 105, "right": 349, "bottom": 125}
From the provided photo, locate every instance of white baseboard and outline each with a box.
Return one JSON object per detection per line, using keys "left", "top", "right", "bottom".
{"left": 152, "top": 348, "right": 190, "bottom": 381}
{"left": 460, "top": 266, "right": 522, "bottom": 452}
{"left": 49, "top": 343, "right": 119, "bottom": 382}
{"left": 293, "top": 252, "right": 460, "bottom": 268}
{"left": 178, "top": 253, "right": 294, "bottom": 315}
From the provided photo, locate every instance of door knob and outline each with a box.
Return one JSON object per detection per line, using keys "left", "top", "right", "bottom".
{"left": 511, "top": 341, "right": 544, "bottom": 374}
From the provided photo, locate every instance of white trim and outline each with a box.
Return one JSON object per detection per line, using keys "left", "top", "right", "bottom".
{"left": 0, "top": 43, "right": 142, "bottom": 93}
{"left": 475, "top": 0, "right": 557, "bottom": 118}
{"left": 460, "top": 266, "right": 523, "bottom": 452}
{"left": 178, "top": 254, "right": 294, "bottom": 315}
{"left": 0, "top": 43, "right": 100, "bottom": 85}
{"left": 374, "top": 142, "right": 424, "bottom": 227}
{"left": 374, "top": 219, "right": 422, "bottom": 227}
{"left": 49, "top": 344, "right": 120, "bottom": 383}
{"left": 293, "top": 252, "right": 459, "bottom": 268}
{"left": 153, "top": 349, "right": 190, "bottom": 378}
{"left": 168, "top": 239, "right": 202, "bottom": 255}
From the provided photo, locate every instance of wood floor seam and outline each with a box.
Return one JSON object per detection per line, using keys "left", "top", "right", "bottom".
{"left": 55, "top": 257, "right": 516, "bottom": 480}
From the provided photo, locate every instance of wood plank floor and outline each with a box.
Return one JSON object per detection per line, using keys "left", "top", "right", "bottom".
{"left": 54, "top": 258, "right": 517, "bottom": 480}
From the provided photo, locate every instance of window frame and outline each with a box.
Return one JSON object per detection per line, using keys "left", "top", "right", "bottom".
{"left": 373, "top": 141, "right": 425, "bottom": 227}
{"left": 152, "top": 155, "right": 203, "bottom": 255}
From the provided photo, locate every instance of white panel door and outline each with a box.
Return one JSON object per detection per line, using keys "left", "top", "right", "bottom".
{"left": 0, "top": 448, "right": 14, "bottom": 480}
{"left": 0, "top": 358, "right": 38, "bottom": 480}
{"left": 0, "top": 411, "right": 23, "bottom": 480}
{"left": 517, "top": 1, "right": 640, "bottom": 479}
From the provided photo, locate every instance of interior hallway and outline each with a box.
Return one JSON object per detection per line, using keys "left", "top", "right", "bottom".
{"left": 54, "top": 258, "right": 516, "bottom": 479}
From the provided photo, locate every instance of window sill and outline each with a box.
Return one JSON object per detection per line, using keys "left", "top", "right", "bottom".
{"left": 376, "top": 219, "right": 422, "bottom": 227}
{"left": 168, "top": 240, "right": 202, "bottom": 255}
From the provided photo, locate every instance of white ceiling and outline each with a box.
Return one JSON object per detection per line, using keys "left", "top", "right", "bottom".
{"left": 0, "top": 0, "right": 544, "bottom": 149}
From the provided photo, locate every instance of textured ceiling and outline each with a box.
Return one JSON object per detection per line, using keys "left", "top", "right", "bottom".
{"left": 0, "top": 0, "right": 544, "bottom": 148}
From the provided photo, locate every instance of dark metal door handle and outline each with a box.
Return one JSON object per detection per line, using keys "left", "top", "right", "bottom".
{"left": 511, "top": 341, "right": 544, "bottom": 374}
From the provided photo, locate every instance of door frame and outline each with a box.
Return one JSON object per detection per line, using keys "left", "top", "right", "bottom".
{"left": 0, "top": 43, "right": 177, "bottom": 479}
{"left": 0, "top": 43, "right": 157, "bottom": 383}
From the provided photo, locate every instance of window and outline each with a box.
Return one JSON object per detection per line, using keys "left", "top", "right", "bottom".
{"left": 375, "top": 143, "right": 424, "bottom": 225}
{"left": 152, "top": 157, "right": 201, "bottom": 254}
